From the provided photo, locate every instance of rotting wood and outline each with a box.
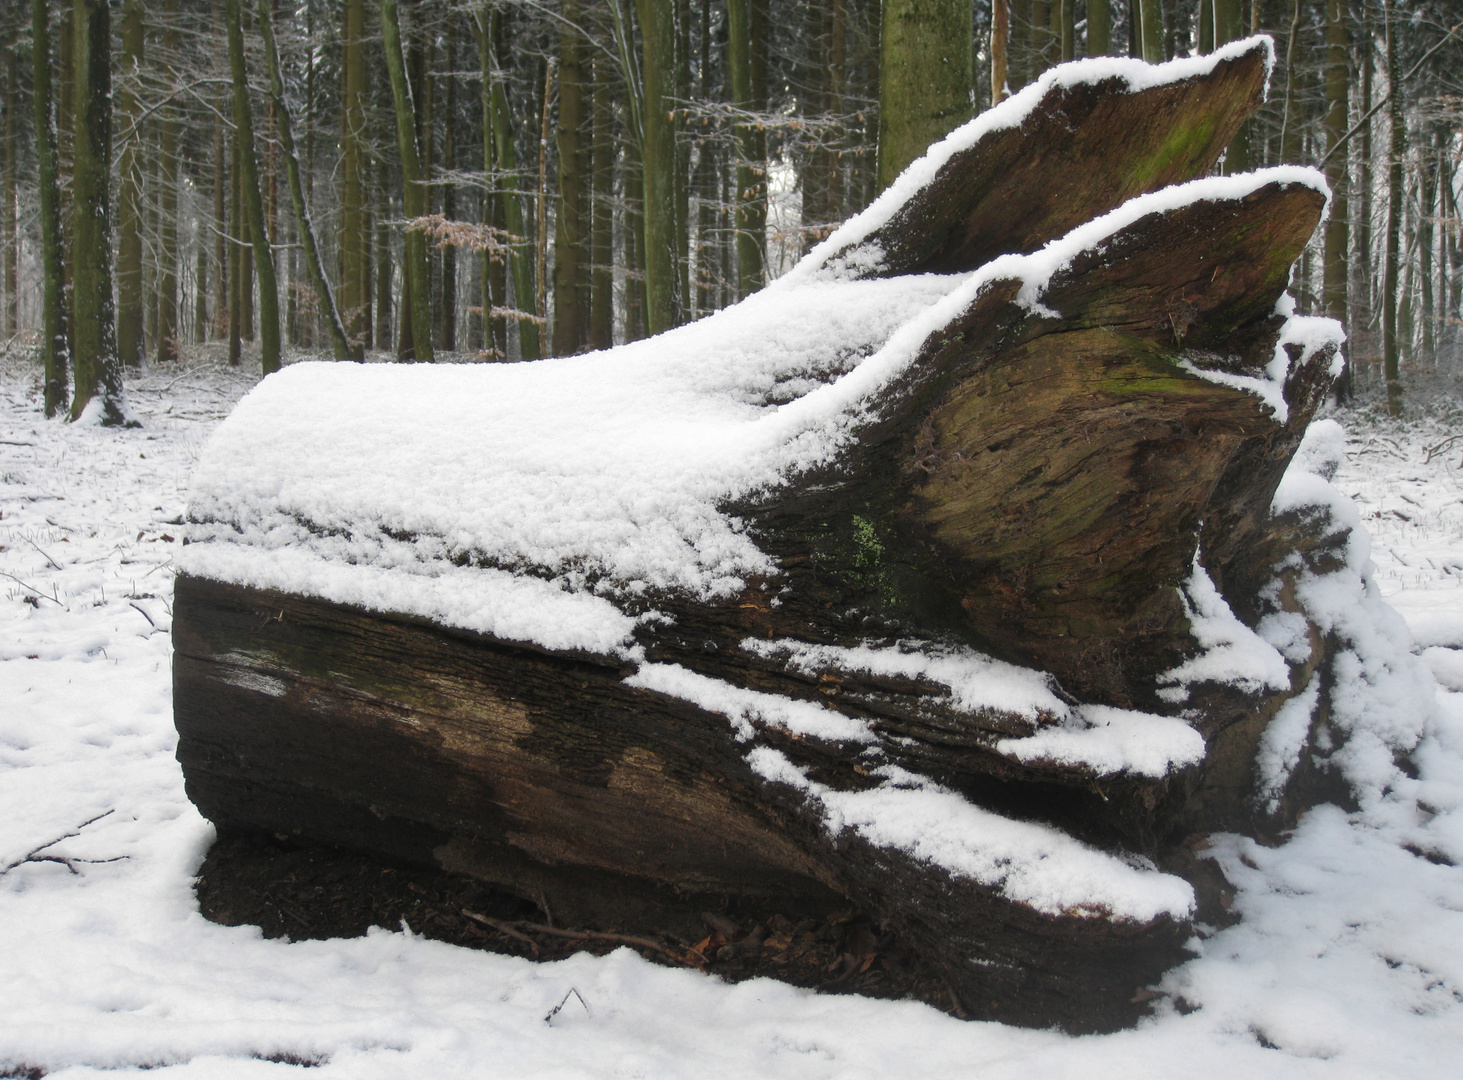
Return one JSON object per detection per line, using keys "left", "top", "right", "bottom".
{"left": 175, "top": 43, "right": 1351, "bottom": 1034}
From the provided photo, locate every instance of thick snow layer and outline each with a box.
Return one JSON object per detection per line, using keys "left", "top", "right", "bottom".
{"left": 181, "top": 273, "right": 960, "bottom": 619}
{"left": 785, "top": 36, "right": 1277, "bottom": 285}
{"left": 746, "top": 748, "right": 1194, "bottom": 922}
{"left": 184, "top": 168, "right": 1331, "bottom": 668}
{"left": 5, "top": 358, "right": 1463, "bottom": 1077}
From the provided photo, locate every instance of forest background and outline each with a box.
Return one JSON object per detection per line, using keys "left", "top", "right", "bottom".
{"left": 1, "top": 0, "right": 1461, "bottom": 424}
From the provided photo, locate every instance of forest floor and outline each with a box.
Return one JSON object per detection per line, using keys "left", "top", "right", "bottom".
{"left": 2, "top": 345, "right": 1462, "bottom": 1079}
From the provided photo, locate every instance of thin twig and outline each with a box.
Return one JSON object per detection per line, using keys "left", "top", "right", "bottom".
{"left": 506, "top": 919, "right": 707, "bottom": 967}
{"left": 23, "top": 536, "right": 63, "bottom": 570}
{"left": 543, "top": 987, "right": 590, "bottom": 1024}
{"left": 129, "top": 601, "right": 159, "bottom": 630}
{"left": 0, "top": 570, "right": 67, "bottom": 607}
{"left": 0, "top": 810, "right": 124, "bottom": 877}
{"left": 461, "top": 909, "right": 540, "bottom": 957}
{"left": 1424, "top": 433, "right": 1462, "bottom": 464}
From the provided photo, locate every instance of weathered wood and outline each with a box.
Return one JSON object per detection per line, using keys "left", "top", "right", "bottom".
{"left": 175, "top": 46, "right": 1348, "bottom": 1033}
{"left": 813, "top": 39, "right": 1270, "bottom": 279}
{"left": 174, "top": 573, "right": 1193, "bottom": 1034}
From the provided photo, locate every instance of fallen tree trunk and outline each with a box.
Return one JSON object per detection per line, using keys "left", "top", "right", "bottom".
{"left": 175, "top": 40, "right": 1366, "bottom": 1032}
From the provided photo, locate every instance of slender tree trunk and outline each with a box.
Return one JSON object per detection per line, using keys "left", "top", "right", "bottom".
{"left": 69, "top": 0, "right": 131, "bottom": 424}
{"left": 57, "top": 1, "right": 75, "bottom": 364}
{"left": 440, "top": 33, "right": 458, "bottom": 353}
{"left": 877, "top": 0, "right": 973, "bottom": 192}
{"left": 727, "top": 0, "right": 766, "bottom": 297}
{"left": 224, "top": 0, "right": 282, "bottom": 376}
{"left": 474, "top": 6, "right": 503, "bottom": 359}
{"left": 1279, "top": 0, "right": 1303, "bottom": 164}
{"left": 33, "top": 0, "right": 70, "bottom": 417}
{"left": 229, "top": 129, "right": 243, "bottom": 365}
{"left": 553, "top": 3, "right": 585, "bottom": 355}
{"left": 475, "top": 3, "right": 539, "bottom": 358}
{"left": 1420, "top": 127, "right": 1440, "bottom": 366}
{"left": 991, "top": 0, "right": 1009, "bottom": 98}
{"left": 410, "top": 27, "right": 434, "bottom": 349}
{"left": 375, "top": 157, "right": 394, "bottom": 351}
{"left": 535, "top": 58, "right": 552, "bottom": 336}
{"left": 2, "top": 22, "right": 16, "bottom": 338}
{"left": 1322, "top": 0, "right": 1348, "bottom": 332}
{"left": 801, "top": 1, "right": 830, "bottom": 251}
{"left": 116, "top": 0, "right": 145, "bottom": 369}
{"left": 1359, "top": 11, "right": 1374, "bottom": 327}
{"left": 1032, "top": 0, "right": 1050, "bottom": 71}
{"left": 1137, "top": 0, "right": 1164, "bottom": 64}
{"left": 155, "top": 0, "right": 181, "bottom": 364}
{"left": 624, "top": 141, "right": 646, "bottom": 341}
{"left": 588, "top": 49, "right": 614, "bottom": 349}
{"left": 636, "top": 0, "right": 678, "bottom": 333}
{"left": 214, "top": 103, "right": 229, "bottom": 342}
{"left": 1088, "top": 0, "right": 1110, "bottom": 57}
{"left": 339, "top": 0, "right": 368, "bottom": 358}
{"left": 381, "top": 0, "right": 434, "bottom": 363}
{"left": 1382, "top": 2, "right": 1404, "bottom": 415}
{"left": 1198, "top": 0, "right": 1213, "bottom": 54}
{"left": 257, "top": 0, "right": 350, "bottom": 361}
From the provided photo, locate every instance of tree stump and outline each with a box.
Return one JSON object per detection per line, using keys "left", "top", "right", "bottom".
{"left": 174, "top": 40, "right": 1360, "bottom": 1032}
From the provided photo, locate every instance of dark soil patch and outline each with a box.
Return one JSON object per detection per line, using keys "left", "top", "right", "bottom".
{"left": 196, "top": 830, "right": 972, "bottom": 1017}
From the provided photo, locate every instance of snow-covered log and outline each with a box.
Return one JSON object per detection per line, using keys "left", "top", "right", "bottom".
{"left": 174, "top": 41, "right": 1357, "bottom": 1031}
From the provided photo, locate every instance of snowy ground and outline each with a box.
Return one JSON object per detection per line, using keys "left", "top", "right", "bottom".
{"left": 2, "top": 349, "right": 1462, "bottom": 1079}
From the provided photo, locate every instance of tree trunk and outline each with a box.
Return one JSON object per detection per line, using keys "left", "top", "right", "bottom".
{"left": 1419, "top": 127, "right": 1439, "bottom": 366}
{"left": 440, "top": 33, "right": 458, "bottom": 354}
{"left": 726, "top": 0, "right": 765, "bottom": 299}
{"left": 991, "top": 0, "right": 1009, "bottom": 100}
{"left": 588, "top": 49, "right": 615, "bottom": 349}
{"left": 175, "top": 52, "right": 1345, "bottom": 1033}
{"left": 1383, "top": 2, "right": 1404, "bottom": 415}
{"left": 375, "top": 157, "right": 394, "bottom": 352}
{"left": 1088, "top": 0, "right": 1111, "bottom": 57}
{"left": 1137, "top": 0, "right": 1164, "bottom": 64}
{"left": 116, "top": 0, "right": 145, "bottom": 369}
{"left": 381, "top": 0, "right": 434, "bottom": 364}
{"left": 156, "top": 0, "right": 181, "bottom": 365}
{"left": 1322, "top": 0, "right": 1348, "bottom": 338}
{"left": 637, "top": 0, "right": 678, "bottom": 334}
{"left": 224, "top": 0, "right": 282, "bottom": 377}
{"left": 340, "top": 0, "right": 368, "bottom": 359}
{"left": 258, "top": 0, "right": 351, "bottom": 361}
{"left": 69, "top": 0, "right": 131, "bottom": 424}
{"left": 2, "top": 19, "right": 16, "bottom": 339}
{"left": 475, "top": 3, "right": 540, "bottom": 359}
{"left": 877, "top": 0, "right": 973, "bottom": 192}
{"left": 552, "top": 3, "right": 585, "bottom": 356}
{"left": 33, "top": 0, "right": 70, "bottom": 417}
